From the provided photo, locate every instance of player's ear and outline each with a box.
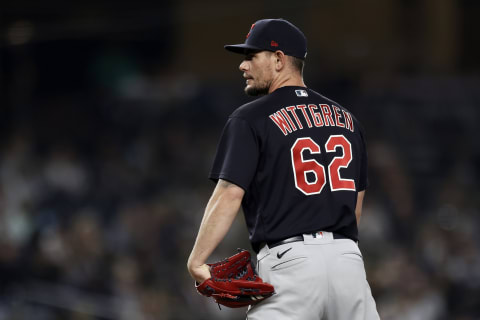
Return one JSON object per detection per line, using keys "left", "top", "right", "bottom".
{"left": 273, "top": 50, "right": 286, "bottom": 71}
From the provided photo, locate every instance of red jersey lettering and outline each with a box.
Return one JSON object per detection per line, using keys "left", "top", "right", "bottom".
{"left": 320, "top": 104, "right": 335, "bottom": 126}
{"left": 269, "top": 111, "right": 292, "bottom": 135}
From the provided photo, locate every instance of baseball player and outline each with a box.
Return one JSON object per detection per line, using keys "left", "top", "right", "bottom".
{"left": 187, "top": 18, "right": 380, "bottom": 319}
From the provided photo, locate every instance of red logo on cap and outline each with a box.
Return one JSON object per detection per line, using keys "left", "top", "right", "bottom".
{"left": 246, "top": 23, "right": 255, "bottom": 39}
{"left": 271, "top": 40, "right": 279, "bottom": 47}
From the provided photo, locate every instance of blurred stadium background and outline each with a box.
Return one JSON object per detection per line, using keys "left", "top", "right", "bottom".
{"left": 1, "top": 0, "right": 479, "bottom": 319}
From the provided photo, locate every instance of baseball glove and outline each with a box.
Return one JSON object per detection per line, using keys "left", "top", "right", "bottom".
{"left": 196, "top": 249, "right": 275, "bottom": 308}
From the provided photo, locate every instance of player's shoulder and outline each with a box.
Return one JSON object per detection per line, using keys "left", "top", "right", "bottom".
{"left": 309, "top": 88, "right": 348, "bottom": 110}
{"left": 309, "top": 88, "right": 366, "bottom": 135}
{"left": 230, "top": 94, "right": 271, "bottom": 119}
{"left": 311, "top": 88, "right": 361, "bottom": 118}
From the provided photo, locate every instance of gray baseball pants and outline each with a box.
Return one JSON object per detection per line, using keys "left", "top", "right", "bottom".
{"left": 246, "top": 232, "right": 380, "bottom": 320}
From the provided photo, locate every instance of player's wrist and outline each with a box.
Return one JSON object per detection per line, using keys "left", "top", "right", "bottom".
{"left": 188, "top": 263, "right": 211, "bottom": 283}
{"left": 187, "top": 255, "right": 205, "bottom": 270}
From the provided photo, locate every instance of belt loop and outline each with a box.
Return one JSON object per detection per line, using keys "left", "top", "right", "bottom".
{"left": 257, "top": 243, "right": 270, "bottom": 260}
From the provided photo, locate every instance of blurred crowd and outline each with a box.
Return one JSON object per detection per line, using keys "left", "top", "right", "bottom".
{"left": 1, "top": 42, "right": 480, "bottom": 320}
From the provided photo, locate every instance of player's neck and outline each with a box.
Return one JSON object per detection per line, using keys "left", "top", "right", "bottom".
{"left": 268, "top": 74, "right": 305, "bottom": 94}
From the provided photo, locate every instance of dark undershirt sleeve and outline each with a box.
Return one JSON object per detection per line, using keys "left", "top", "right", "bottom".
{"left": 209, "top": 117, "right": 259, "bottom": 191}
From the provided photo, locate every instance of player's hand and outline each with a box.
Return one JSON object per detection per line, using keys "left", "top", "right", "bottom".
{"left": 188, "top": 263, "right": 211, "bottom": 284}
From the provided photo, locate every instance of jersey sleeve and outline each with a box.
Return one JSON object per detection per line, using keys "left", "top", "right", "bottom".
{"left": 209, "top": 117, "right": 259, "bottom": 191}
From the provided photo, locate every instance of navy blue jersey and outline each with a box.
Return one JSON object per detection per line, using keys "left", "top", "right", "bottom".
{"left": 209, "top": 86, "right": 368, "bottom": 252}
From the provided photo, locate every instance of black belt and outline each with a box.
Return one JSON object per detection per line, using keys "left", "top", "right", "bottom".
{"left": 267, "top": 232, "right": 349, "bottom": 249}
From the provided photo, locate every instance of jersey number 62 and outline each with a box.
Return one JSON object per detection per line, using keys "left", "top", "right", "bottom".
{"left": 290, "top": 135, "right": 355, "bottom": 195}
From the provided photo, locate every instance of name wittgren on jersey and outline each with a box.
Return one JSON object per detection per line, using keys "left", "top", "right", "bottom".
{"left": 295, "top": 89, "right": 308, "bottom": 97}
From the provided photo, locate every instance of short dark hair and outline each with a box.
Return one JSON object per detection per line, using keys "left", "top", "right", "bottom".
{"left": 290, "top": 56, "right": 305, "bottom": 76}
{"left": 264, "top": 51, "right": 305, "bottom": 75}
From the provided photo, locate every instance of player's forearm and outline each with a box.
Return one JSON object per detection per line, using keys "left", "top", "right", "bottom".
{"left": 188, "top": 201, "right": 238, "bottom": 266}
{"left": 188, "top": 180, "right": 244, "bottom": 270}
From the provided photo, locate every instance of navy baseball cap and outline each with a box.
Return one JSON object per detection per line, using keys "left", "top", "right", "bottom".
{"left": 224, "top": 18, "right": 307, "bottom": 59}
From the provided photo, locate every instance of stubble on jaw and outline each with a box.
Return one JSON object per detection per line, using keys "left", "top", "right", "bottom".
{"left": 242, "top": 52, "right": 274, "bottom": 96}
{"left": 244, "top": 82, "right": 271, "bottom": 96}
{"left": 244, "top": 71, "right": 273, "bottom": 96}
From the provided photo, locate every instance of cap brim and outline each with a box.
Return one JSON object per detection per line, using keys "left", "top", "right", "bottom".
{"left": 224, "top": 44, "right": 263, "bottom": 55}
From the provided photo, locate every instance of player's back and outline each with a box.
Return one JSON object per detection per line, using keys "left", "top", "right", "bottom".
{"left": 211, "top": 86, "right": 368, "bottom": 251}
